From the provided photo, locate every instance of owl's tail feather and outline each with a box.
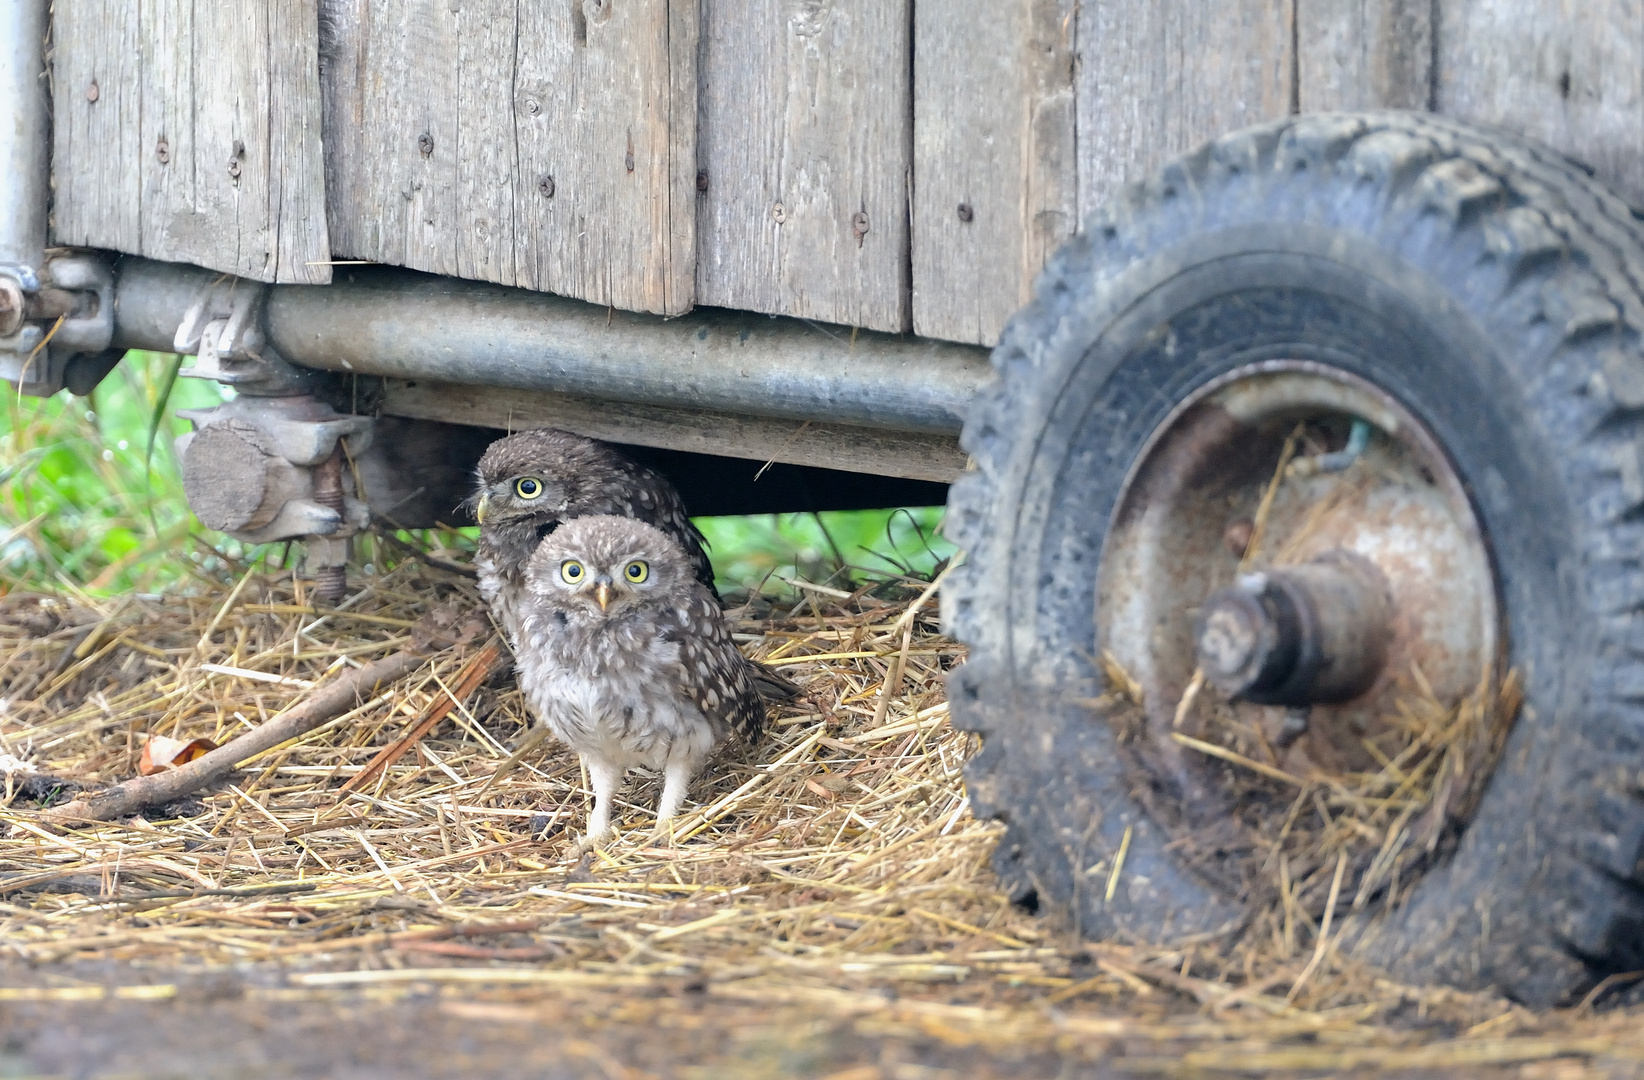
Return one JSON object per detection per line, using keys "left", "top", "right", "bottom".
{"left": 749, "top": 663, "right": 803, "bottom": 703}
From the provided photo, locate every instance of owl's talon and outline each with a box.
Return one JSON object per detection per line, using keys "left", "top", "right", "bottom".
{"left": 575, "top": 827, "right": 614, "bottom": 855}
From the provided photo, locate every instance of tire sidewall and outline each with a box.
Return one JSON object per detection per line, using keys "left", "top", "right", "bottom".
{"left": 974, "top": 215, "right": 1600, "bottom": 986}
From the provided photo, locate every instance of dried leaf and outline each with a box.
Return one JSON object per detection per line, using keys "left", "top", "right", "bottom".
{"left": 138, "top": 735, "right": 218, "bottom": 776}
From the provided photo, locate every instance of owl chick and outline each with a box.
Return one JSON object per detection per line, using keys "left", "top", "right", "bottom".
{"left": 470, "top": 427, "right": 801, "bottom": 703}
{"left": 516, "top": 515, "right": 767, "bottom": 841}
{"left": 471, "top": 428, "right": 716, "bottom": 651}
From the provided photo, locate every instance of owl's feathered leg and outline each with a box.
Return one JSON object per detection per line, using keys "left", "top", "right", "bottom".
{"left": 583, "top": 757, "right": 622, "bottom": 845}
{"left": 655, "top": 760, "right": 693, "bottom": 827}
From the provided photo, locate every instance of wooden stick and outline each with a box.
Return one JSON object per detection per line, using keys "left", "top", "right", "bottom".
{"left": 337, "top": 640, "right": 502, "bottom": 798}
{"left": 45, "top": 649, "right": 429, "bottom": 824}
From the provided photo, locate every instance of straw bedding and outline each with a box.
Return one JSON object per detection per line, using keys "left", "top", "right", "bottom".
{"left": 1, "top": 549, "right": 1641, "bottom": 1076}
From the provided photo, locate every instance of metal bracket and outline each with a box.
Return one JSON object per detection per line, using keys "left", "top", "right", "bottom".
{"left": 0, "top": 252, "right": 116, "bottom": 396}
{"left": 173, "top": 274, "right": 317, "bottom": 395}
{"left": 174, "top": 393, "right": 374, "bottom": 601}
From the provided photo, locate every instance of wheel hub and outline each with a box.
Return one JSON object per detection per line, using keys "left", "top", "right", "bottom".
{"left": 1095, "top": 361, "right": 1498, "bottom": 803}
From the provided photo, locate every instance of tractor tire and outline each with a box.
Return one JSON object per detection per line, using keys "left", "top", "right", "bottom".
{"left": 941, "top": 111, "right": 1644, "bottom": 1006}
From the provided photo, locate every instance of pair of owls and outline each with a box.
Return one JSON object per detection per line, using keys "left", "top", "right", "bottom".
{"left": 470, "top": 429, "right": 790, "bottom": 842}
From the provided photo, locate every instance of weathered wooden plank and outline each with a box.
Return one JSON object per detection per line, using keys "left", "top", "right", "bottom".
{"left": 912, "top": 0, "right": 1077, "bottom": 347}
{"left": 381, "top": 379, "right": 966, "bottom": 484}
{"left": 322, "top": 0, "right": 696, "bottom": 316}
{"left": 696, "top": 0, "right": 912, "bottom": 333}
{"left": 1435, "top": 0, "right": 1644, "bottom": 207}
{"left": 50, "top": 0, "right": 142, "bottom": 256}
{"left": 1077, "top": 0, "right": 1293, "bottom": 222}
{"left": 51, "top": 0, "right": 331, "bottom": 284}
{"left": 514, "top": 0, "right": 699, "bottom": 314}
{"left": 1298, "top": 0, "right": 1431, "bottom": 111}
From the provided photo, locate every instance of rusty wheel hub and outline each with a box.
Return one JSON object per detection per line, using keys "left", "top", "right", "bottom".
{"left": 1095, "top": 361, "right": 1498, "bottom": 807}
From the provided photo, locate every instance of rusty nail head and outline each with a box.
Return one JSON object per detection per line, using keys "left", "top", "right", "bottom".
{"left": 418, "top": 132, "right": 435, "bottom": 156}
{"left": 956, "top": 202, "right": 973, "bottom": 222}
{"left": 85, "top": 80, "right": 99, "bottom": 103}
{"left": 155, "top": 136, "right": 170, "bottom": 165}
{"left": 696, "top": 170, "right": 709, "bottom": 193}
{"left": 538, "top": 175, "right": 555, "bottom": 198}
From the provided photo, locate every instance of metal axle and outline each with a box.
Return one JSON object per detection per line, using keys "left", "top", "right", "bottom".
{"left": 1195, "top": 551, "right": 1393, "bottom": 706}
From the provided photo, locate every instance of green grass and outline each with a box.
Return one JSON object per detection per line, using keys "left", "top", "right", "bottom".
{"left": 0, "top": 352, "right": 954, "bottom": 596}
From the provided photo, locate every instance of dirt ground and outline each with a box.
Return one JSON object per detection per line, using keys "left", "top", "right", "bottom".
{"left": 2, "top": 563, "right": 1643, "bottom": 1079}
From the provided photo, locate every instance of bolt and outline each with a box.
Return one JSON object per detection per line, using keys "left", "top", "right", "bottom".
{"left": 314, "top": 564, "right": 347, "bottom": 605}
{"left": 538, "top": 175, "right": 555, "bottom": 198}
{"left": 1196, "top": 585, "right": 1283, "bottom": 698}
{"left": 85, "top": 81, "right": 99, "bottom": 103}
{"left": 311, "top": 448, "right": 350, "bottom": 605}
{"left": 956, "top": 202, "right": 973, "bottom": 222}
{"left": 155, "top": 136, "right": 170, "bottom": 165}
{"left": 1195, "top": 553, "right": 1391, "bottom": 706}
{"left": 696, "top": 170, "right": 709, "bottom": 193}
{"left": 0, "top": 278, "right": 23, "bottom": 338}
{"left": 418, "top": 132, "right": 435, "bottom": 156}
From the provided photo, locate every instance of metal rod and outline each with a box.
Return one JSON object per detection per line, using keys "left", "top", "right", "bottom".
{"left": 0, "top": 0, "right": 50, "bottom": 272}
{"left": 109, "top": 258, "right": 991, "bottom": 435}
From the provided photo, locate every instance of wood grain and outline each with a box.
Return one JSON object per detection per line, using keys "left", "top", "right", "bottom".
{"left": 1435, "top": 0, "right": 1643, "bottom": 207}
{"left": 1076, "top": 0, "right": 1293, "bottom": 222}
{"left": 51, "top": 0, "right": 331, "bottom": 284}
{"left": 514, "top": 0, "right": 699, "bottom": 314}
{"left": 381, "top": 379, "right": 966, "bottom": 484}
{"left": 1298, "top": 0, "right": 1432, "bottom": 112}
{"left": 912, "top": 0, "right": 1077, "bottom": 347}
{"left": 322, "top": 0, "right": 697, "bottom": 316}
{"left": 696, "top": 0, "right": 913, "bottom": 333}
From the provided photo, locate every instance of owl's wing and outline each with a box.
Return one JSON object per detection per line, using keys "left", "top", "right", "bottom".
{"left": 588, "top": 464, "right": 720, "bottom": 601}
{"left": 659, "top": 592, "right": 767, "bottom": 743}
{"left": 632, "top": 470, "right": 719, "bottom": 600}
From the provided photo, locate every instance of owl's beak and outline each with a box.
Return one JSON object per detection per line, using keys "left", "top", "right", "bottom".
{"left": 474, "top": 493, "right": 490, "bottom": 524}
{"left": 593, "top": 581, "right": 614, "bottom": 611}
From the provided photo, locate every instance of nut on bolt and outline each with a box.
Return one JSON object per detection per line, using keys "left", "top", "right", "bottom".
{"left": 1195, "top": 551, "right": 1392, "bottom": 706}
{"left": 0, "top": 276, "right": 23, "bottom": 338}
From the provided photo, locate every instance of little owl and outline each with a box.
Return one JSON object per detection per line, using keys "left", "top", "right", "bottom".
{"left": 470, "top": 427, "right": 798, "bottom": 702}
{"left": 471, "top": 428, "right": 715, "bottom": 651}
{"left": 515, "top": 515, "right": 767, "bottom": 841}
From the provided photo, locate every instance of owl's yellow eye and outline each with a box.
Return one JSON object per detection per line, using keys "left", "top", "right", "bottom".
{"left": 624, "top": 560, "right": 649, "bottom": 584}
{"left": 560, "top": 560, "right": 585, "bottom": 584}
{"left": 514, "top": 477, "right": 544, "bottom": 500}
